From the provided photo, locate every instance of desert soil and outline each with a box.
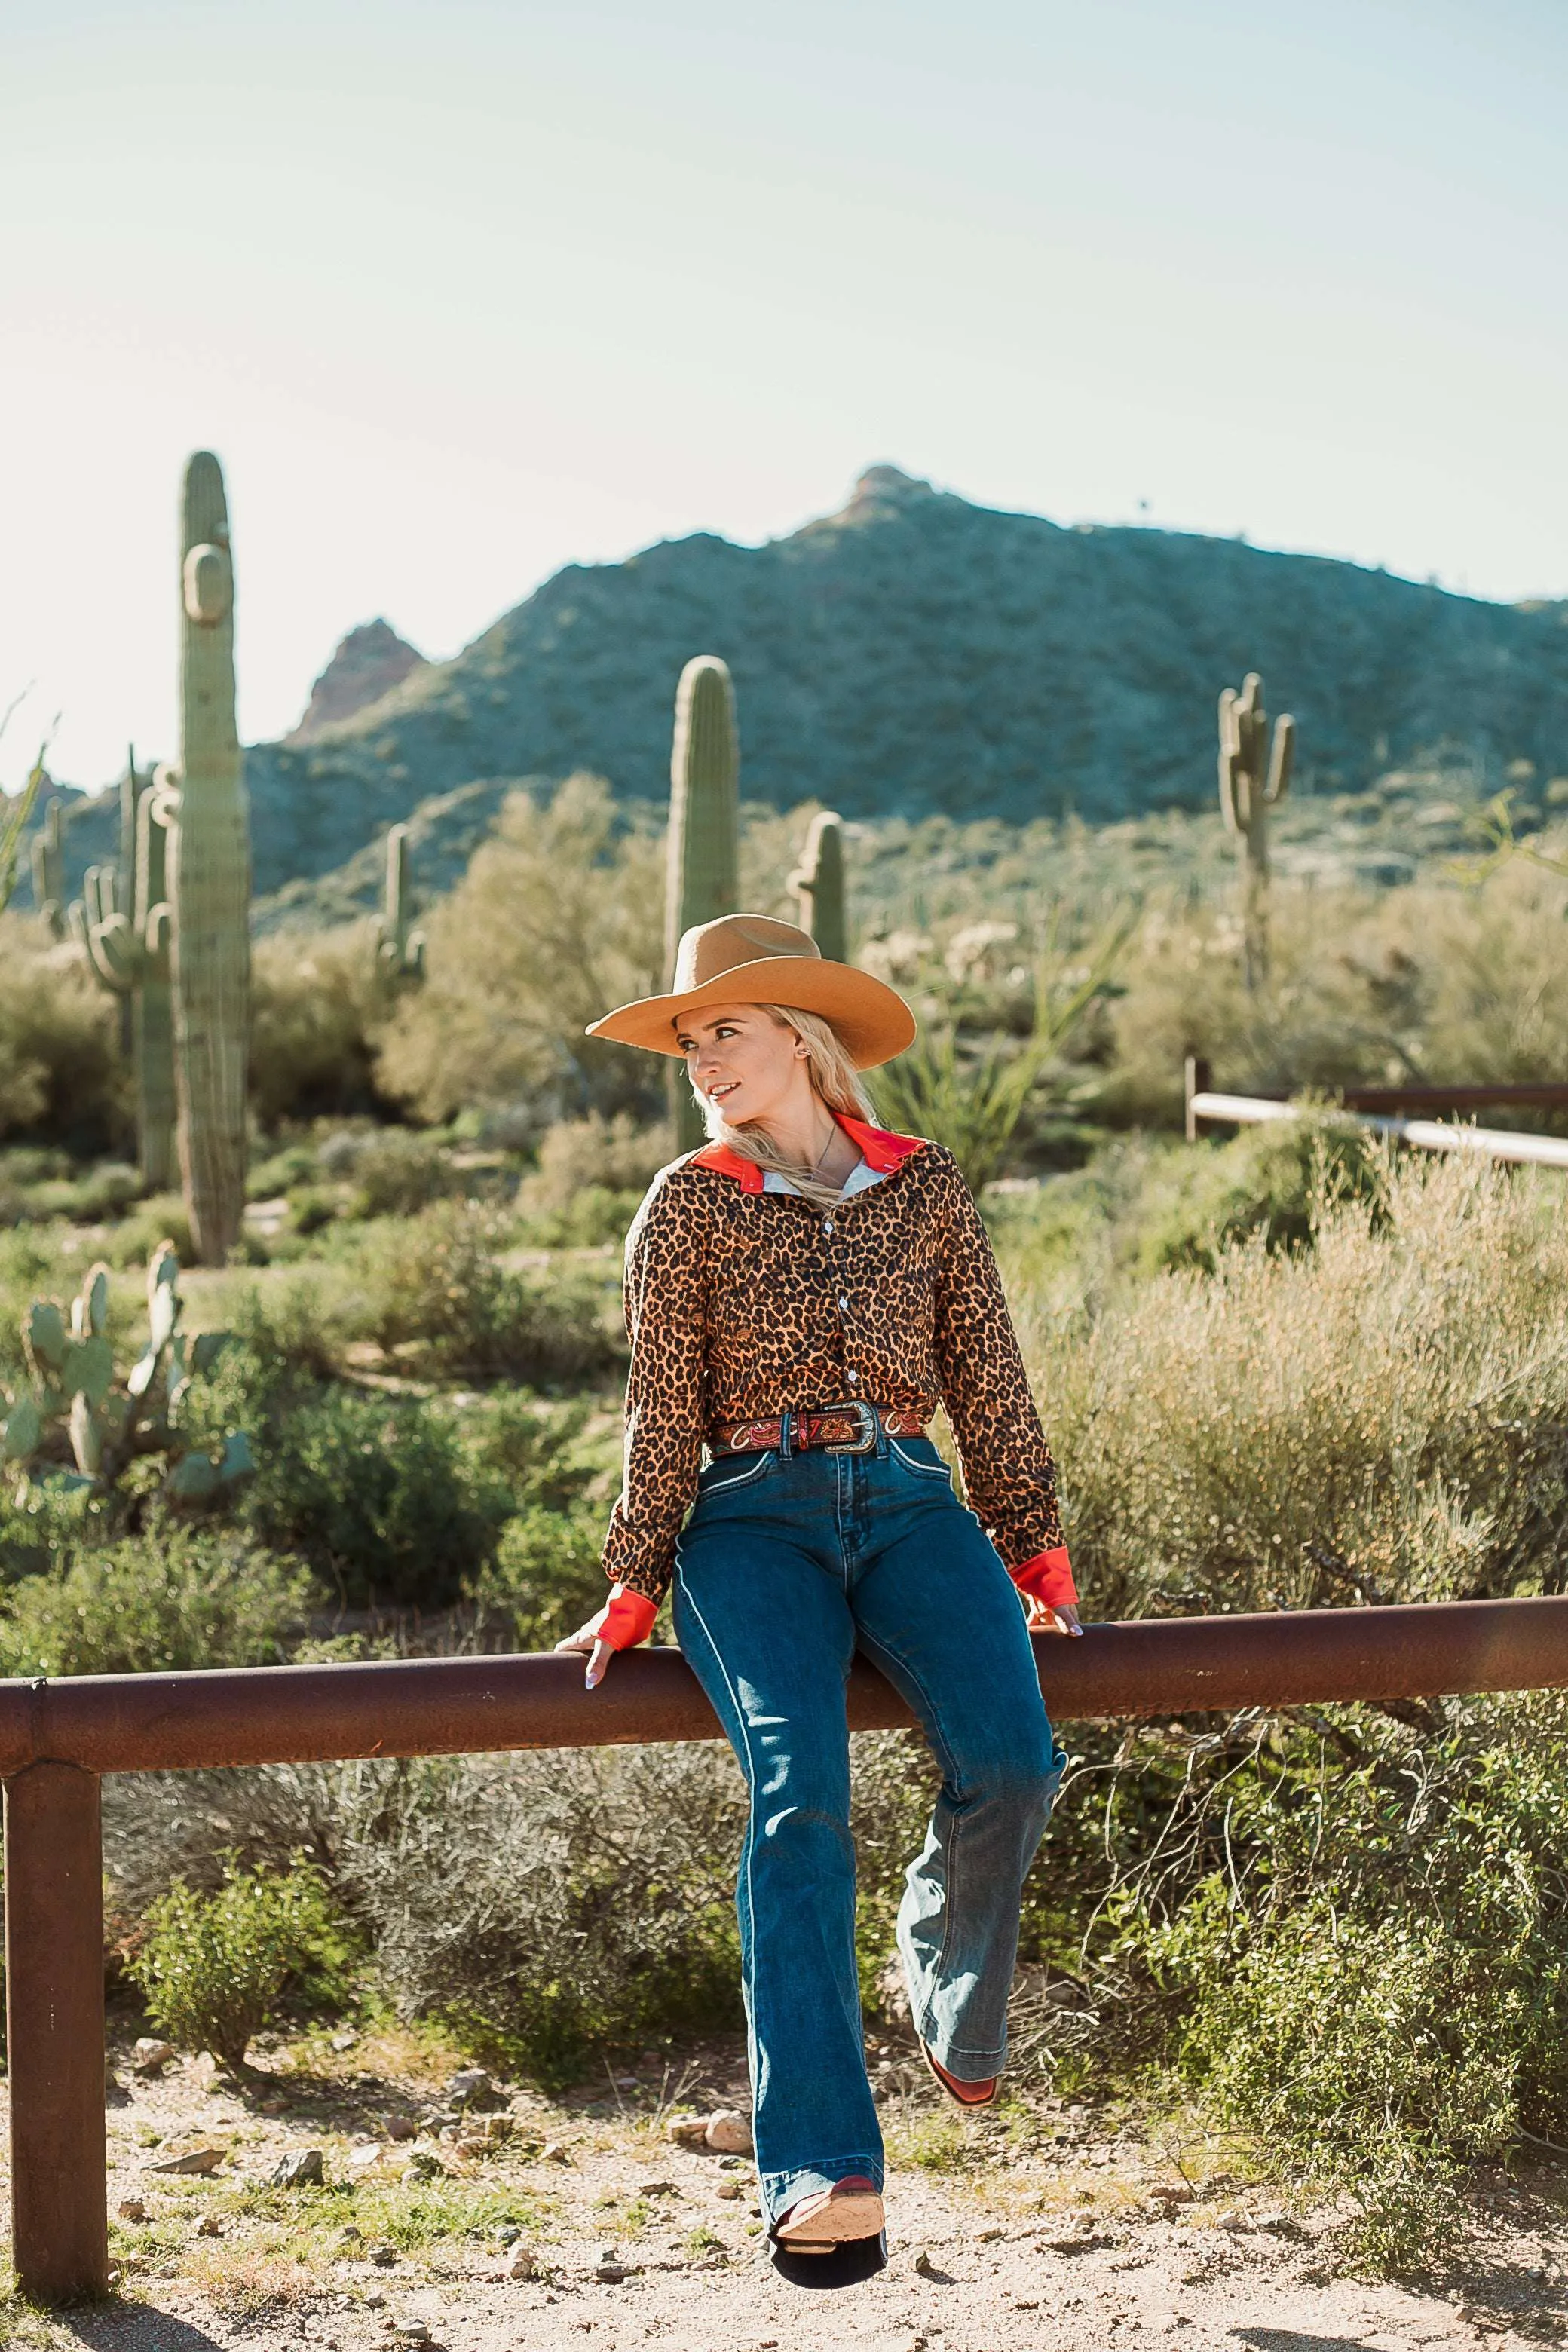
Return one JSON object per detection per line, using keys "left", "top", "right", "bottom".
{"left": 4, "top": 2023, "right": 1565, "bottom": 2352}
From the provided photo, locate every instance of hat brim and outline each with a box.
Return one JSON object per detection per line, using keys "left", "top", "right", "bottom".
{"left": 585, "top": 956, "right": 917, "bottom": 1070}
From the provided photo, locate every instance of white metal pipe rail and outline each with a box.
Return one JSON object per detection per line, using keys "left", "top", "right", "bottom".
{"left": 1187, "top": 1088, "right": 1568, "bottom": 1171}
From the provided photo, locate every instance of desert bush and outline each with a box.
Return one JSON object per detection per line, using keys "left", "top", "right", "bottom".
{"left": 375, "top": 776, "right": 664, "bottom": 1136}
{"left": 348, "top": 1202, "right": 618, "bottom": 1382}
{"left": 345, "top": 1129, "right": 461, "bottom": 1220}
{"left": 183, "top": 1342, "right": 502, "bottom": 1609}
{"left": 0, "top": 916, "right": 124, "bottom": 1149}
{"left": 1125, "top": 1694, "right": 1568, "bottom": 2268}
{"left": 328, "top": 1746, "right": 746, "bottom": 2081}
{"left": 250, "top": 926, "right": 394, "bottom": 1126}
{"left": 127, "top": 1856, "right": 351, "bottom": 2072}
{"left": 0, "top": 1530, "right": 314, "bottom": 1677}
{"left": 1037, "top": 1152, "right": 1568, "bottom": 1621}
{"left": 463, "top": 1504, "right": 609, "bottom": 1650}
{"left": 516, "top": 1112, "right": 672, "bottom": 1246}
{"left": 98, "top": 1192, "right": 195, "bottom": 1269}
{"left": 1130, "top": 1112, "right": 1389, "bottom": 1273}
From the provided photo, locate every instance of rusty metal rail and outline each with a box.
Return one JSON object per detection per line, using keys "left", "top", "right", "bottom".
{"left": 7, "top": 1597, "right": 1568, "bottom": 2305}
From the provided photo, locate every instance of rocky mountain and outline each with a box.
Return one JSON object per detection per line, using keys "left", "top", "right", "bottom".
{"left": 26, "top": 467, "right": 1568, "bottom": 907}
{"left": 285, "top": 619, "right": 427, "bottom": 743}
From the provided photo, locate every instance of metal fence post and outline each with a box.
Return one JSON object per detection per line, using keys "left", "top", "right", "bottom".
{"left": 4, "top": 1760, "right": 109, "bottom": 2304}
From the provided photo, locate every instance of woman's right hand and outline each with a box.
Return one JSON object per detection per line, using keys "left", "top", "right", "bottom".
{"left": 555, "top": 1606, "right": 615, "bottom": 1690}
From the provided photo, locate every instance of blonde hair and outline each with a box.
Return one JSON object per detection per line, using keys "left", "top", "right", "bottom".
{"left": 695, "top": 1004, "right": 877, "bottom": 1211}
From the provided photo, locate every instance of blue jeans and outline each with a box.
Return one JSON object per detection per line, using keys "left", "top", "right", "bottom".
{"left": 672, "top": 1426, "right": 1065, "bottom": 2231}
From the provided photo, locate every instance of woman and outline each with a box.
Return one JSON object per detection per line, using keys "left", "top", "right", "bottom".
{"left": 558, "top": 913, "right": 1080, "bottom": 2256}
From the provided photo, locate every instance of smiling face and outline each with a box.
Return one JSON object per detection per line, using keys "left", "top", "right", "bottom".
{"left": 672, "top": 1002, "right": 811, "bottom": 1128}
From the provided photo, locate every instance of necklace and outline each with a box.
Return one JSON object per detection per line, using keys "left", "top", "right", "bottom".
{"left": 807, "top": 1122, "right": 840, "bottom": 1181}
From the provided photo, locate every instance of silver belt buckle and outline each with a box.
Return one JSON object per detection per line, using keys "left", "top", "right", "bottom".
{"left": 822, "top": 1400, "right": 879, "bottom": 1454}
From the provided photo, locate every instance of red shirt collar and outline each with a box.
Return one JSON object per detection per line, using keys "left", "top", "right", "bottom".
{"left": 690, "top": 1110, "right": 926, "bottom": 1194}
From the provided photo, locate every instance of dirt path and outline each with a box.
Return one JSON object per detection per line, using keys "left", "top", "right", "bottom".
{"left": 5, "top": 2028, "right": 1564, "bottom": 2352}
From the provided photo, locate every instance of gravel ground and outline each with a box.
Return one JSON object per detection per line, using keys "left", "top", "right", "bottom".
{"left": 5, "top": 2026, "right": 1566, "bottom": 2352}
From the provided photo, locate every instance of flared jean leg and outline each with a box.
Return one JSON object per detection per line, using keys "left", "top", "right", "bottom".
{"left": 852, "top": 1483, "right": 1066, "bottom": 2079}
{"left": 673, "top": 1526, "right": 884, "bottom": 2230}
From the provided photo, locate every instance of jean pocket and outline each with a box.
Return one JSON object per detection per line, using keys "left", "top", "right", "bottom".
{"left": 888, "top": 1436, "right": 954, "bottom": 1484}
{"left": 696, "top": 1450, "right": 776, "bottom": 1498}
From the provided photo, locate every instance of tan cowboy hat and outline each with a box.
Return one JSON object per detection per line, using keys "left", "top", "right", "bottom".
{"left": 586, "top": 914, "right": 916, "bottom": 1069}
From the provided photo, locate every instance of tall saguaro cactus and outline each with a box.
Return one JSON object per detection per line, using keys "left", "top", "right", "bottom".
{"left": 72, "top": 758, "right": 176, "bottom": 1188}
{"left": 376, "top": 822, "right": 427, "bottom": 983}
{"left": 789, "top": 810, "right": 847, "bottom": 963}
{"left": 164, "top": 451, "right": 251, "bottom": 1264}
{"left": 1217, "top": 670, "right": 1295, "bottom": 991}
{"left": 665, "top": 655, "right": 739, "bottom": 1150}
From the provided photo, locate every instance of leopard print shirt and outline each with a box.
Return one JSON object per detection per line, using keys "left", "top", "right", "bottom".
{"left": 600, "top": 1133, "right": 1065, "bottom": 1605}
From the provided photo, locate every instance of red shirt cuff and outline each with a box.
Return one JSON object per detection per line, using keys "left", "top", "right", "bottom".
{"left": 600, "top": 1586, "right": 659, "bottom": 1650}
{"left": 1010, "top": 1546, "right": 1077, "bottom": 1610}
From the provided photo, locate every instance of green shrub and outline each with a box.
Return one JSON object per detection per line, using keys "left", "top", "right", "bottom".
{"left": 1135, "top": 1695, "right": 1568, "bottom": 2269}
{"left": 516, "top": 1113, "right": 670, "bottom": 1246}
{"left": 1133, "top": 1113, "right": 1389, "bottom": 1274}
{"left": 127, "top": 1855, "right": 351, "bottom": 2071}
{"left": 464, "top": 1503, "right": 609, "bottom": 1650}
{"left": 0, "top": 1530, "right": 314, "bottom": 1676}
{"left": 345, "top": 1129, "right": 459, "bottom": 1220}
{"left": 351, "top": 1202, "right": 618, "bottom": 1382}
{"left": 250, "top": 927, "right": 393, "bottom": 1126}
{"left": 100, "top": 1193, "right": 196, "bottom": 1269}
{"left": 0, "top": 914, "right": 124, "bottom": 1150}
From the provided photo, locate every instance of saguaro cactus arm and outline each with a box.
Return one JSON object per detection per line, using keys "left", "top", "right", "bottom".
{"left": 789, "top": 810, "right": 848, "bottom": 963}
{"left": 30, "top": 798, "right": 65, "bottom": 937}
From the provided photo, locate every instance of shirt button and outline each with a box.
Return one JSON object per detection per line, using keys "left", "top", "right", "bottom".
{"left": 838, "top": 1294, "right": 850, "bottom": 1312}
{"left": 822, "top": 1218, "right": 835, "bottom": 1235}
{"left": 846, "top": 1367, "right": 860, "bottom": 1385}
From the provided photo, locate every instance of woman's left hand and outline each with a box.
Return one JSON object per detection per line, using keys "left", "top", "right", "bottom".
{"left": 1024, "top": 1594, "right": 1083, "bottom": 1638}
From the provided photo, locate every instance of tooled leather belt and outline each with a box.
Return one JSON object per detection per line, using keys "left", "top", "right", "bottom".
{"left": 709, "top": 1401, "right": 927, "bottom": 1458}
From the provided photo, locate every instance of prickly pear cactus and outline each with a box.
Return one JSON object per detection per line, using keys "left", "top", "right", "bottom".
{"left": 1217, "top": 671, "right": 1295, "bottom": 991}
{"left": 164, "top": 452, "right": 252, "bottom": 1263}
{"left": 789, "top": 810, "right": 847, "bottom": 964}
{"left": 0, "top": 1242, "right": 252, "bottom": 1500}
{"left": 666, "top": 655, "right": 740, "bottom": 1150}
{"left": 72, "top": 757, "right": 176, "bottom": 1187}
{"left": 30, "top": 797, "right": 65, "bottom": 938}
{"left": 376, "top": 823, "right": 427, "bottom": 983}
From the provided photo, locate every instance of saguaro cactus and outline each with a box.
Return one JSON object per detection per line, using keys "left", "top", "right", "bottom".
{"left": 72, "top": 758, "right": 177, "bottom": 1188}
{"left": 665, "top": 655, "right": 739, "bottom": 1150}
{"left": 789, "top": 810, "right": 847, "bottom": 964}
{"left": 30, "top": 797, "right": 65, "bottom": 938}
{"left": 376, "top": 822, "right": 427, "bottom": 982}
{"left": 1217, "top": 670, "right": 1295, "bottom": 991}
{"left": 164, "top": 451, "right": 251, "bottom": 1264}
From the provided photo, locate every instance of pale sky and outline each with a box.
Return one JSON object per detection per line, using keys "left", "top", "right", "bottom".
{"left": 3, "top": 0, "right": 1564, "bottom": 792}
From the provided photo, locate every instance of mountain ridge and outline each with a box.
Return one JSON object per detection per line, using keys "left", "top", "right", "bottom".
{"left": 26, "top": 467, "right": 1568, "bottom": 905}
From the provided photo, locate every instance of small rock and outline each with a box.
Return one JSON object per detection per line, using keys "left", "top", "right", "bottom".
{"left": 595, "top": 2262, "right": 628, "bottom": 2283}
{"left": 149, "top": 2146, "right": 225, "bottom": 2176}
{"left": 384, "top": 2117, "right": 418, "bottom": 2142}
{"left": 666, "top": 2115, "right": 710, "bottom": 2148}
{"left": 454, "top": 2135, "right": 490, "bottom": 2160}
{"left": 715, "top": 2180, "right": 742, "bottom": 2200}
{"left": 638, "top": 2179, "right": 677, "bottom": 2195}
{"left": 507, "top": 2246, "right": 538, "bottom": 2280}
{"left": 271, "top": 2148, "right": 326, "bottom": 2188}
{"left": 704, "top": 2110, "right": 754, "bottom": 2155}
{"left": 348, "top": 2143, "right": 386, "bottom": 2174}
{"left": 331, "top": 2028, "right": 358, "bottom": 2050}
{"left": 132, "top": 2038, "right": 176, "bottom": 2075}
{"left": 446, "top": 2067, "right": 502, "bottom": 2110}
{"left": 257, "top": 2096, "right": 288, "bottom": 2116}
{"left": 364, "top": 2287, "right": 387, "bottom": 2306}
{"left": 371, "top": 2244, "right": 398, "bottom": 2266}
{"left": 402, "top": 2149, "right": 449, "bottom": 2183}
{"left": 117, "top": 2199, "right": 147, "bottom": 2222}
{"left": 540, "top": 2140, "right": 570, "bottom": 2163}
{"left": 391, "top": 2326, "right": 431, "bottom": 2346}
{"left": 197, "top": 2216, "right": 223, "bottom": 2237}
